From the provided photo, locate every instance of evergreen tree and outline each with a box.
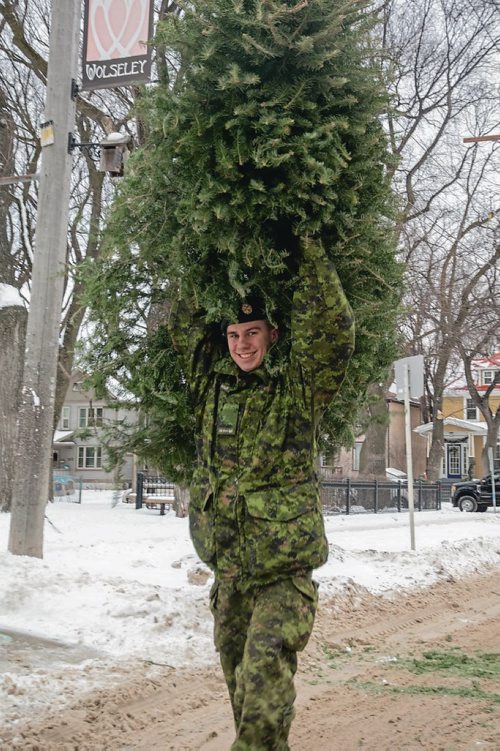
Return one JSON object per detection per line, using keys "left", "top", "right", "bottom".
{"left": 83, "top": 0, "right": 402, "bottom": 482}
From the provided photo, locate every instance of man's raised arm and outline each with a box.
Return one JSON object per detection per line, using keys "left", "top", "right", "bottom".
{"left": 291, "top": 238, "right": 355, "bottom": 413}
{"left": 168, "top": 291, "right": 219, "bottom": 397}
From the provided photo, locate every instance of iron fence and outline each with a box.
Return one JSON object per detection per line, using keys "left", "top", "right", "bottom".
{"left": 320, "top": 479, "right": 442, "bottom": 514}
{"left": 135, "top": 473, "right": 447, "bottom": 516}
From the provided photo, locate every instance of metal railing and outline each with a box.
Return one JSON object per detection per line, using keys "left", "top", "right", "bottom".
{"left": 320, "top": 479, "right": 442, "bottom": 514}
{"left": 134, "top": 474, "right": 446, "bottom": 516}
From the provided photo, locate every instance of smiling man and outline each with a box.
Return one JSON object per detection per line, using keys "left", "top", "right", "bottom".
{"left": 226, "top": 310, "right": 278, "bottom": 373}
{"left": 169, "top": 239, "right": 355, "bottom": 750}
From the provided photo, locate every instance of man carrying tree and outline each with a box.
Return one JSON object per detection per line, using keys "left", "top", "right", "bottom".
{"left": 84, "top": 0, "right": 399, "bottom": 743}
{"left": 170, "top": 237, "right": 355, "bottom": 750}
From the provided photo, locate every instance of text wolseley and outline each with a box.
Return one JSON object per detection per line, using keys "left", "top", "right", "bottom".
{"left": 85, "top": 60, "right": 148, "bottom": 82}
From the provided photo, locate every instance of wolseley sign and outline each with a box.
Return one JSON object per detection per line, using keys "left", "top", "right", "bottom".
{"left": 82, "top": 0, "right": 154, "bottom": 90}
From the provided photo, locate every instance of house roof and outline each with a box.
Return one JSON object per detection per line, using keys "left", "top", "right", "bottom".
{"left": 445, "top": 352, "right": 500, "bottom": 391}
{"left": 414, "top": 417, "right": 488, "bottom": 436}
{"left": 445, "top": 385, "right": 500, "bottom": 394}
{"left": 53, "top": 430, "right": 75, "bottom": 444}
{"left": 473, "top": 353, "right": 500, "bottom": 368}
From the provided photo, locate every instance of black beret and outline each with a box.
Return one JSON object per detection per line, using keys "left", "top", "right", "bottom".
{"left": 236, "top": 295, "right": 267, "bottom": 324}
{"left": 220, "top": 295, "right": 268, "bottom": 336}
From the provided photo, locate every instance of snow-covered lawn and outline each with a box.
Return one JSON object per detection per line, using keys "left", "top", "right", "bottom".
{"left": 0, "top": 490, "right": 499, "bottom": 730}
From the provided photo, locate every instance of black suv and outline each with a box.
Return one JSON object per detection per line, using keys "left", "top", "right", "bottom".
{"left": 451, "top": 472, "right": 500, "bottom": 512}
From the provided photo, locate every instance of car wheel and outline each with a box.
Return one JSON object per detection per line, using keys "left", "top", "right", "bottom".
{"left": 458, "top": 495, "right": 478, "bottom": 512}
{"left": 477, "top": 505, "right": 488, "bottom": 513}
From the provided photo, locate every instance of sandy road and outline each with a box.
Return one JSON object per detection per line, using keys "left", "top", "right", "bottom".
{"left": 3, "top": 570, "right": 500, "bottom": 750}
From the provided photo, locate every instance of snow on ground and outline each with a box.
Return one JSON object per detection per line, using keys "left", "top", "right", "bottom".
{"left": 0, "top": 490, "right": 499, "bottom": 731}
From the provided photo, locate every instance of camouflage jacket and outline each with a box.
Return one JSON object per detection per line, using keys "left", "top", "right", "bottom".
{"left": 169, "top": 241, "right": 355, "bottom": 584}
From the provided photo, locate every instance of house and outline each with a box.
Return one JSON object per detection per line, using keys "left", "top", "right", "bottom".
{"left": 53, "top": 371, "right": 138, "bottom": 487}
{"left": 414, "top": 354, "right": 500, "bottom": 479}
{"left": 320, "top": 389, "right": 427, "bottom": 479}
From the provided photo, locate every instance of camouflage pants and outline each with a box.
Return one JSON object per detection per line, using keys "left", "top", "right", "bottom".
{"left": 210, "top": 573, "right": 319, "bottom": 751}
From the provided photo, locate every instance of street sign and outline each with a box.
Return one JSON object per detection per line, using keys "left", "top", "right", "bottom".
{"left": 395, "top": 355, "right": 424, "bottom": 400}
{"left": 82, "top": 0, "right": 154, "bottom": 90}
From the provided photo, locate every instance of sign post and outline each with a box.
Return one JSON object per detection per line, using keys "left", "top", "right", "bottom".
{"left": 8, "top": 0, "right": 81, "bottom": 557}
{"left": 395, "top": 355, "right": 425, "bottom": 551}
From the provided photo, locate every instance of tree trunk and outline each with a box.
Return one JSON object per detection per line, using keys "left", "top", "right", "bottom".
{"left": 427, "top": 417, "right": 445, "bottom": 480}
{"left": 173, "top": 485, "right": 190, "bottom": 518}
{"left": 0, "top": 305, "right": 27, "bottom": 512}
{"left": 358, "top": 382, "right": 389, "bottom": 479}
{"left": 482, "top": 421, "right": 499, "bottom": 476}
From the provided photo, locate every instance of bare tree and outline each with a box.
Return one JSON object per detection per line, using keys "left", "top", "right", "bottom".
{"left": 0, "top": 1, "right": 133, "bottom": 518}
{"left": 0, "top": 2, "right": 177, "bottom": 542}
{"left": 457, "top": 324, "right": 500, "bottom": 471}
{"left": 359, "top": 0, "right": 499, "bottom": 479}
{"left": 0, "top": 79, "right": 28, "bottom": 513}
{"left": 408, "top": 228, "right": 499, "bottom": 478}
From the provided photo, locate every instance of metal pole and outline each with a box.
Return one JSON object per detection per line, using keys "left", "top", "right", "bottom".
{"left": 8, "top": 0, "right": 81, "bottom": 558}
{"left": 487, "top": 447, "right": 497, "bottom": 513}
{"left": 403, "top": 365, "right": 416, "bottom": 550}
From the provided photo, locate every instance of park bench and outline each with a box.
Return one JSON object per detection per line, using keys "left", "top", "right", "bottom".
{"left": 135, "top": 474, "right": 176, "bottom": 515}
{"left": 144, "top": 493, "right": 174, "bottom": 515}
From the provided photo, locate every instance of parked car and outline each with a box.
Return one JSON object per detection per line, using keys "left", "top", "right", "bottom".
{"left": 451, "top": 472, "right": 500, "bottom": 512}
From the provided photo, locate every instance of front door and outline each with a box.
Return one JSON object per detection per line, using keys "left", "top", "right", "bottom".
{"left": 446, "top": 444, "right": 463, "bottom": 478}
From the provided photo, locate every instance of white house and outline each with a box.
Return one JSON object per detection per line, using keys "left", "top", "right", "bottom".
{"left": 53, "top": 371, "right": 137, "bottom": 487}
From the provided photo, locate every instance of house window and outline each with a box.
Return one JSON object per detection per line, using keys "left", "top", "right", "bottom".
{"left": 79, "top": 407, "right": 103, "bottom": 428}
{"left": 61, "top": 406, "right": 70, "bottom": 430}
{"left": 72, "top": 382, "right": 83, "bottom": 391}
{"left": 465, "top": 398, "right": 477, "bottom": 421}
{"left": 77, "top": 446, "right": 102, "bottom": 469}
{"left": 483, "top": 370, "right": 494, "bottom": 385}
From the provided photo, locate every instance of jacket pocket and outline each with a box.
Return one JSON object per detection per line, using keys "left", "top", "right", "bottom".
{"left": 284, "top": 575, "right": 319, "bottom": 652}
{"left": 189, "top": 482, "right": 216, "bottom": 569}
{"left": 243, "top": 484, "right": 328, "bottom": 578}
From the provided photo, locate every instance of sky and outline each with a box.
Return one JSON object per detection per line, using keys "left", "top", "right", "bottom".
{"left": 0, "top": 490, "right": 499, "bottom": 735}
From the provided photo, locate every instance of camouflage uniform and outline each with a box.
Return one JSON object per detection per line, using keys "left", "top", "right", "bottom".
{"left": 170, "top": 240, "right": 354, "bottom": 749}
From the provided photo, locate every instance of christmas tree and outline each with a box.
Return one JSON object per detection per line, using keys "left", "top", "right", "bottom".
{"left": 84, "top": 0, "right": 402, "bottom": 481}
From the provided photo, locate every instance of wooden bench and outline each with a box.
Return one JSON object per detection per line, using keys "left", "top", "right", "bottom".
{"left": 144, "top": 494, "right": 174, "bottom": 515}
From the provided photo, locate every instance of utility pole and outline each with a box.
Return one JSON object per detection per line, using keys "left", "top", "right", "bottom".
{"left": 8, "top": 0, "right": 81, "bottom": 557}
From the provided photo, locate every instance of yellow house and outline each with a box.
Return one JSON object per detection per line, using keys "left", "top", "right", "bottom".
{"left": 415, "top": 354, "right": 500, "bottom": 479}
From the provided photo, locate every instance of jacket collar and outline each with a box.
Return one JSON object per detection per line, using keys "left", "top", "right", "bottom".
{"left": 213, "top": 356, "right": 271, "bottom": 385}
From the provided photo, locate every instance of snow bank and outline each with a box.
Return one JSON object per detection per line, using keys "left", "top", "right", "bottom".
{"left": 0, "top": 490, "right": 499, "bottom": 731}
